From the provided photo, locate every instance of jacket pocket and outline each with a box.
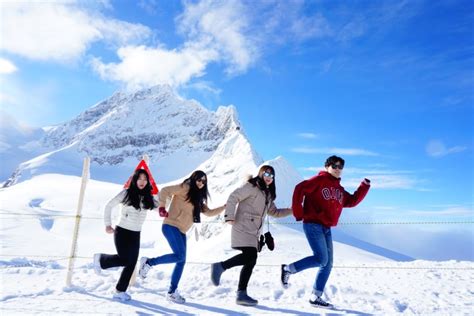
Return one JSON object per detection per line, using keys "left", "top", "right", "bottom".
{"left": 245, "top": 213, "right": 262, "bottom": 235}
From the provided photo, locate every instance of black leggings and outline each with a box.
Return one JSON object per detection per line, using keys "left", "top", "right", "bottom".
{"left": 100, "top": 226, "right": 140, "bottom": 292}
{"left": 221, "top": 247, "right": 258, "bottom": 291}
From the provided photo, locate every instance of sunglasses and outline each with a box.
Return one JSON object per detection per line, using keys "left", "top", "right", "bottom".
{"left": 196, "top": 178, "right": 207, "bottom": 184}
{"left": 330, "top": 164, "right": 344, "bottom": 170}
{"left": 262, "top": 171, "right": 274, "bottom": 179}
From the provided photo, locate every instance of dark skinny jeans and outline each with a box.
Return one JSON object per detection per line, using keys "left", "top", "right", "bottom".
{"left": 99, "top": 226, "right": 140, "bottom": 292}
{"left": 221, "top": 247, "right": 258, "bottom": 291}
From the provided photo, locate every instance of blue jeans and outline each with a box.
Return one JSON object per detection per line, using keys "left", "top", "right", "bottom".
{"left": 290, "top": 223, "right": 333, "bottom": 296}
{"left": 147, "top": 224, "right": 187, "bottom": 293}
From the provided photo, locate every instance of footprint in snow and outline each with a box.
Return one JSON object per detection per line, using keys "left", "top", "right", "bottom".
{"left": 394, "top": 299, "right": 409, "bottom": 312}
{"left": 273, "top": 289, "right": 283, "bottom": 300}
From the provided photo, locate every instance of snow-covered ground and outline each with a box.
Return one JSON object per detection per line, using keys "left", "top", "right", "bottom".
{"left": 1, "top": 174, "right": 473, "bottom": 315}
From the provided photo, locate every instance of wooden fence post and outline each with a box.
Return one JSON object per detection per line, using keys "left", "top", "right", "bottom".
{"left": 66, "top": 157, "right": 90, "bottom": 286}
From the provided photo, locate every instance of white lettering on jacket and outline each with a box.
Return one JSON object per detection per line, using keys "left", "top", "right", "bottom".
{"left": 321, "top": 187, "right": 343, "bottom": 204}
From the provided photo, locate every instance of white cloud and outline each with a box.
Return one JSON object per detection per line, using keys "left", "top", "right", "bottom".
{"left": 182, "top": 81, "right": 222, "bottom": 96}
{"left": 292, "top": 146, "right": 379, "bottom": 156}
{"left": 0, "top": 2, "right": 150, "bottom": 63}
{"left": 96, "top": 0, "right": 335, "bottom": 90}
{"left": 344, "top": 205, "right": 473, "bottom": 224}
{"left": 299, "top": 167, "right": 321, "bottom": 173}
{"left": 138, "top": 0, "right": 159, "bottom": 15}
{"left": 1, "top": 1, "right": 335, "bottom": 89}
{"left": 258, "top": 2, "right": 332, "bottom": 44}
{"left": 343, "top": 174, "right": 420, "bottom": 190}
{"left": 425, "top": 140, "right": 467, "bottom": 157}
{"left": 92, "top": 44, "right": 218, "bottom": 91}
{"left": 0, "top": 58, "right": 17, "bottom": 74}
{"left": 1, "top": 1, "right": 336, "bottom": 89}
{"left": 291, "top": 12, "right": 332, "bottom": 41}
{"left": 93, "top": 0, "right": 261, "bottom": 89}
{"left": 300, "top": 166, "right": 424, "bottom": 190}
{"left": 301, "top": 166, "right": 407, "bottom": 174}
{"left": 177, "top": 0, "right": 259, "bottom": 75}
{"left": 320, "top": 59, "right": 334, "bottom": 74}
{"left": 296, "top": 133, "right": 318, "bottom": 139}
{"left": 343, "top": 167, "right": 418, "bottom": 176}
{"left": 337, "top": 18, "right": 367, "bottom": 42}
{"left": 410, "top": 206, "right": 473, "bottom": 218}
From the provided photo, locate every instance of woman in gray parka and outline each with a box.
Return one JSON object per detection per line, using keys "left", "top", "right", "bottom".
{"left": 210, "top": 165, "right": 292, "bottom": 306}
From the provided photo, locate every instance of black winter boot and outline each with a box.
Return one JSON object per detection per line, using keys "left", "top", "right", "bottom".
{"left": 236, "top": 290, "right": 258, "bottom": 306}
{"left": 211, "top": 262, "right": 225, "bottom": 286}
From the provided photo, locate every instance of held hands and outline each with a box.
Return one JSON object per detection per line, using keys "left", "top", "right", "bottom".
{"left": 158, "top": 206, "right": 169, "bottom": 217}
{"left": 105, "top": 225, "right": 115, "bottom": 234}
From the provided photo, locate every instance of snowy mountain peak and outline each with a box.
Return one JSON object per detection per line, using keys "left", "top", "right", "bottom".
{"left": 215, "top": 105, "right": 240, "bottom": 131}
{"left": 4, "top": 85, "right": 276, "bottom": 186}
{"left": 40, "top": 85, "right": 240, "bottom": 167}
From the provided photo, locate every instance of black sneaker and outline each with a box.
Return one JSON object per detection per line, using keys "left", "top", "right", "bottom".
{"left": 281, "top": 264, "right": 291, "bottom": 289}
{"left": 309, "top": 294, "right": 333, "bottom": 309}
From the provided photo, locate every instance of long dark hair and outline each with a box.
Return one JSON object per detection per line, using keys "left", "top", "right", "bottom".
{"left": 248, "top": 165, "right": 276, "bottom": 201}
{"left": 122, "top": 169, "right": 155, "bottom": 210}
{"left": 183, "top": 170, "right": 209, "bottom": 223}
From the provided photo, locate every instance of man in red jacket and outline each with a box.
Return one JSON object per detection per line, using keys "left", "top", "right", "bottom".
{"left": 281, "top": 155, "right": 370, "bottom": 308}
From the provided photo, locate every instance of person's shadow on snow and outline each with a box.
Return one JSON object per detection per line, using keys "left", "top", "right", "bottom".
{"left": 127, "top": 299, "right": 195, "bottom": 316}
{"left": 79, "top": 291, "right": 193, "bottom": 316}
{"left": 254, "top": 304, "right": 373, "bottom": 316}
{"left": 184, "top": 302, "right": 249, "bottom": 315}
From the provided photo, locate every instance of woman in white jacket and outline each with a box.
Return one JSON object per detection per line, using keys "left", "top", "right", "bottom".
{"left": 93, "top": 169, "right": 157, "bottom": 301}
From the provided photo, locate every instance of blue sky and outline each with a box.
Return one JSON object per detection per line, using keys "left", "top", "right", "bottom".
{"left": 1, "top": 0, "right": 473, "bottom": 224}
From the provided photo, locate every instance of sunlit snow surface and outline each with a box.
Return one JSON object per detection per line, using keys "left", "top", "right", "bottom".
{"left": 1, "top": 174, "right": 472, "bottom": 315}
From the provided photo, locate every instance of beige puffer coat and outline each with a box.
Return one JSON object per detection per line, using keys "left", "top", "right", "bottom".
{"left": 160, "top": 182, "right": 225, "bottom": 234}
{"left": 224, "top": 182, "right": 292, "bottom": 248}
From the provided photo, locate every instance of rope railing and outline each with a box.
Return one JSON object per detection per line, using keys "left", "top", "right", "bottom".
{"left": 1, "top": 254, "right": 472, "bottom": 271}
{"left": 0, "top": 210, "right": 472, "bottom": 225}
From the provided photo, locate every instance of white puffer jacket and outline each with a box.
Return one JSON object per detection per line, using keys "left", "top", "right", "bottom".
{"left": 103, "top": 190, "right": 156, "bottom": 232}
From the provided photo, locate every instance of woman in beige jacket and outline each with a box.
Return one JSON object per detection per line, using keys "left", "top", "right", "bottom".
{"left": 138, "top": 170, "right": 225, "bottom": 304}
{"left": 210, "top": 165, "right": 292, "bottom": 306}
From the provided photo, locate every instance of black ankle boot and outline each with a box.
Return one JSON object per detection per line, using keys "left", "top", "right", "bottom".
{"left": 236, "top": 290, "right": 258, "bottom": 306}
